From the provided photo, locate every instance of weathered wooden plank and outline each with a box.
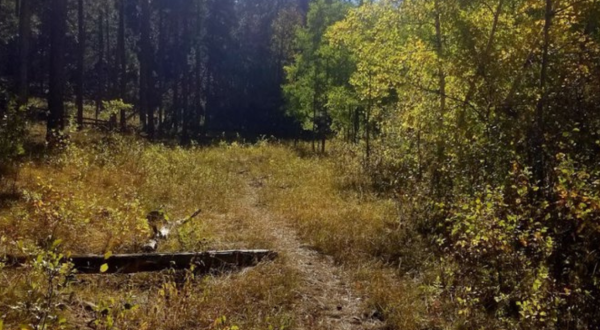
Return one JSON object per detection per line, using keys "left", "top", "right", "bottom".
{"left": 4, "top": 250, "right": 278, "bottom": 274}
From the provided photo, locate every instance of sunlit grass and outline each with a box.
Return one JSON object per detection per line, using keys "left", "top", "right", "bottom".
{"left": 0, "top": 130, "right": 301, "bottom": 329}
{"left": 1, "top": 131, "right": 435, "bottom": 329}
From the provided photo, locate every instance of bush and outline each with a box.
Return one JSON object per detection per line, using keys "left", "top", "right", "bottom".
{"left": 444, "top": 156, "right": 600, "bottom": 329}
{"left": 0, "top": 101, "right": 27, "bottom": 170}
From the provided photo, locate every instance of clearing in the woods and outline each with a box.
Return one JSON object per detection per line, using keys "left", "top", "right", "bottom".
{"left": 0, "top": 130, "right": 423, "bottom": 330}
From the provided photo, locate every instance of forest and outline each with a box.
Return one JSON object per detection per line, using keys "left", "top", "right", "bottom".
{"left": 1, "top": 0, "right": 600, "bottom": 329}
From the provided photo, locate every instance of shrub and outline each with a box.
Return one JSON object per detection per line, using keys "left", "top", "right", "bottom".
{"left": 444, "top": 156, "right": 600, "bottom": 329}
{"left": 0, "top": 101, "right": 26, "bottom": 170}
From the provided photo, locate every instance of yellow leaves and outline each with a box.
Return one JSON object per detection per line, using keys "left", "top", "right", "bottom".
{"left": 100, "top": 263, "right": 109, "bottom": 273}
{"left": 559, "top": 190, "right": 569, "bottom": 200}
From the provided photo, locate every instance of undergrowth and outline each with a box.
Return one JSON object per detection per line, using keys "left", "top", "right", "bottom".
{"left": 6, "top": 129, "right": 583, "bottom": 329}
{"left": 0, "top": 129, "right": 300, "bottom": 329}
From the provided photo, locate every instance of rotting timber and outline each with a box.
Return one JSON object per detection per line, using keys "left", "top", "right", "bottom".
{"left": 4, "top": 250, "right": 278, "bottom": 274}
{"left": 4, "top": 209, "right": 277, "bottom": 274}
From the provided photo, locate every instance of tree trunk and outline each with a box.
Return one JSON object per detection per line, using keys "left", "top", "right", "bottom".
{"left": 432, "top": 0, "right": 446, "bottom": 192}
{"left": 156, "top": 6, "right": 165, "bottom": 132}
{"left": 76, "top": 0, "right": 85, "bottom": 129}
{"left": 312, "top": 66, "right": 317, "bottom": 153}
{"left": 117, "top": 0, "right": 127, "bottom": 131}
{"left": 533, "top": 0, "right": 553, "bottom": 189}
{"left": 171, "top": 5, "right": 182, "bottom": 134}
{"left": 460, "top": 0, "right": 504, "bottom": 123}
{"left": 366, "top": 72, "right": 372, "bottom": 161}
{"left": 194, "top": 0, "right": 204, "bottom": 135}
{"left": 17, "top": 0, "right": 31, "bottom": 109}
{"left": 353, "top": 107, "right": 360, "bottom": 144}
{"left": 181, "top": 6, "right": 191, "bottom": 144}
{"left": 434, "top": 0, "right": 446, "bottom": 124}
{"left": 46, "top": 0, "right": 67, "bottom": 140}
{"left": 172, "top": 78, "right": 180, "bottom": 132}
{"left": 96, "top": 10, "right": 105, "bottom": 121}
{"left": 105, "top": 7, "right": 117, "bottom": 130}
{"left": 139, "top": 0, "right": 152, "bottom": 136}
{"left": 105, "top": 5, "right": 112, "bottom": 96}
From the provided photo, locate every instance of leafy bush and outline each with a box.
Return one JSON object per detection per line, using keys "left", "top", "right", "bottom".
{"left": 0, "top": 102, "right": 26, "bottom": 170}
{"left": 444, "top": 156, "right": 600, "bottom": 329}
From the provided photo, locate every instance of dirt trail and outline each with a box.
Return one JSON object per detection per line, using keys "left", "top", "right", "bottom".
{"left": 240, "top": 177, "right": 384, "bottom": 330}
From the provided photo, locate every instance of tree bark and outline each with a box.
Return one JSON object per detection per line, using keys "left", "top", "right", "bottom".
{"left": 194, "top": 4, "right": 204, "bottom": 136}
{"left": 353, "top": 107, "right": 360, "bottom": 144}
{"left": 434, "top": 0, "right": 446, "bottom": 123}
{"left": 105, "top": 7, "right": 117, "bottom": 129}
{"left": 366, "top": 72, "right": 372, "bottom": 161}
{"left": 312, "top": 65, "right": 317, "bottom": 153}
{"left": 433, "top": 0, "right": 447, "bottom": 191}
{"left": 533, "top": 0, "right": 553, "bottom": 189}
{"left": 76, "top": 0, "right": 85, "bottom": 129}
{"left": 96, "top": 10, "right": 105, "bottom": 121}
{"left": 47, "top": 0, "right": 68, "bottom": 140}
{"left": 117, "top": 0, "right": 127, "bottom": 131}
{"left": 181, "top": 5, "right": 191, "bottom": 144}
{"left": 139, "top": 0, "right": 152, "bottom": 136}
{"left": 17, "top": 0, "right": 31, "bottom": 109}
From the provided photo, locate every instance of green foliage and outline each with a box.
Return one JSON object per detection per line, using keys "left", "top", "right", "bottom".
{"left": 284, "top": 0, "right": 600, "bottom": 327}
{"left": 0, "top": 102, "right": 27, "bottom": 167}
{"left": 283, "top": 0, "right": 355, "bottom": 138}
{"left": 102, "top": 99, "right": 133, "bottom": 118}
{"left": 442, "top": 155, "right": 600, "bottom": 328}
{"left": 4, "top": 243, "right": 75, "bottom": 330}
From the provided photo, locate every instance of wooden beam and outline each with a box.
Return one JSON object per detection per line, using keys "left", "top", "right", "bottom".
{"left": 4, "top": 250, "right": 277, "bottom": 274}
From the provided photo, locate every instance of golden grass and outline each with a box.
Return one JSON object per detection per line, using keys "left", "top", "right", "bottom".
{"left": 0, "top": 130, "right": 301, "bottom": 329}
{"left": 247, "top": 142, "right": 435, "bottom": 329}
{"left": 1, "top": 131, "right": 435, "bottom": 329}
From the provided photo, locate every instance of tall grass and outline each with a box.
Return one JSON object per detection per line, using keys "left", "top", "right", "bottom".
{"left": 0, "top": 131, "right": 299, "bottom": 329}
{"left": 1, "top": 132, "right": 443, "bottom": 329}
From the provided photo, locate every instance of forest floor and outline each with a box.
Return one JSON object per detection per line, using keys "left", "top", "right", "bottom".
{"left": 0, "top": 128, "right": 431, "bottom": 330}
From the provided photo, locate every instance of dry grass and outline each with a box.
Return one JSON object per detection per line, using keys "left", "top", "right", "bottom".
{"left": 247, "top": 142, "right": 436, "bottom": 329}
{"left": 0, "top": 129, "right": 299, "bottom": 329}
{"left": 0, "top": 130, "right": 436, "bottom": 329}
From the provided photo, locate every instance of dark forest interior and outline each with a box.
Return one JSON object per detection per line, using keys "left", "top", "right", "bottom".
{"left": 0, "top": 0, "right": 311, "bottom": 142}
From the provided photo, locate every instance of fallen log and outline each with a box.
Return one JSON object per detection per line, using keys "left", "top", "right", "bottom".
{"left": 4, "top": 250, "right": 277, "bottom": 274}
